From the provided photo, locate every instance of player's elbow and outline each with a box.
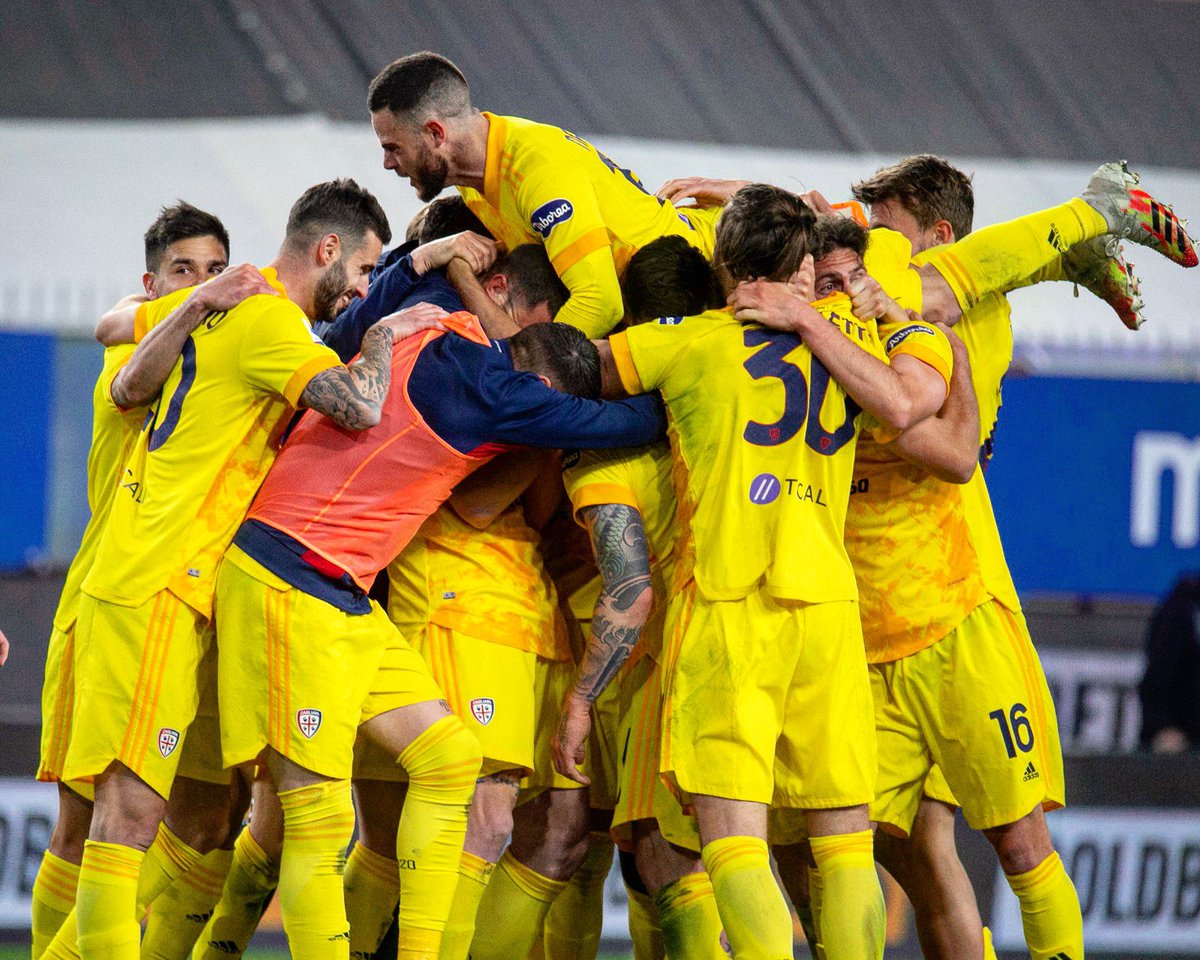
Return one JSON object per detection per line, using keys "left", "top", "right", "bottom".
{"left": 933, "top": 450, "right": 979, "bottom": 484}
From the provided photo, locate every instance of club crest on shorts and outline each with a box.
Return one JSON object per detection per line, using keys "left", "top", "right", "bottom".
{"left": 296, "top": 709, "right": 322, "bottom": 739}
{"left": 157, "top": 728, "right": 180, "bottom": 758}
{"left": 470, "top": 698, "right": 495, "bottom": 726}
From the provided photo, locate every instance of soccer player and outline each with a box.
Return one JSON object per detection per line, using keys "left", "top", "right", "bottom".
{"left": 43, "top": 179, "right": 403, "bottom": 960}
{"left": 594, "top": 184, "right": 952, "bottom": 960}
{"left": 367, "top": 51, "right": 720, "bottom": 338}
{"left": 29, "top": 202, "right": 233, "bottom": 958}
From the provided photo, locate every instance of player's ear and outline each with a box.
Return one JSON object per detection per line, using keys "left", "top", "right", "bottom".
{"left": 535, "top": 373, "right": 552, "bottom": 389}
{"left": 932, "top": 219, "right": 956, "bottom": 246}
{"left": 142, "top": 272, "right": 157, "bottom": 297}
{"left": 425, "top": 118, "right": 448, "bottom": 147}
{"left": 316, "top": 233, "right": 341, "bottom": 266}
{"left": 482, "top": 272, "right": 508, "bottom": 304}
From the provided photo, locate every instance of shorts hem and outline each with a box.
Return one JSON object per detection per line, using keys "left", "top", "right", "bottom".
{"left": 962, "top": 797, "right": 1065, "bottom": 832}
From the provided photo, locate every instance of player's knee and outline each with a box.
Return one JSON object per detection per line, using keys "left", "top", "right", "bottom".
{"left": 49, "top": 809, "right": 92, "bottom": 863}
{"left": 401, "top": 715, "right": 483, "bottom": 801}
{"left": 984, "top": 810, "right": 1055, "bottom": 876}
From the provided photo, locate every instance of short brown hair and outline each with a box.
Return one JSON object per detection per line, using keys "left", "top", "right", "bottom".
{"left": 144, "top": 202, "right": 229, "bottom": 273}
{"left": 812, "top": 215, "right": 869, "bottom": 263}
{"left": 284, "top": 178, "right": 391, "bottom": 253}
{"left": 623, "top": 236, "right": 723, "bottom": 323}
{"left": 368, "top": 52, "right": 471, "bottom": 121}
{"left": 714, "top": 184, "right": 816, "bottom": 283}
{"left": 852, "top": 154, "right": 974, "bottom": 240}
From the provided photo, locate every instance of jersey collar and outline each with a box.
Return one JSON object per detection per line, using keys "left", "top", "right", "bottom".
{"left": 260, "top": 266, "right": 289, "bottom": 298}
{"left": 480, "top": 112, "right": 507, "bottom": 210}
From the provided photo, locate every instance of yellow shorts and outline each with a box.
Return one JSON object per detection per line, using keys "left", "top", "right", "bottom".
{"left": 63, "top": 591, "right": 210, "bottom": 800}
{"left": 661, "top": 583, "right": 875, "bottom": 809}
{"left": 216, "top": 547, "right": 442, "bottom": 781}
{"left": 175, "top": 644, "right": 230, "bottom": 786}
{"left": 870, "top": 599, "right": 1065, "bottom": 835}
{"left": 38, "top": 624, "right": 77, "bottom": 784}
{"left": 611, "top": 654, "right": 701, "bottom": 853}
{"left": 585, "top": 642, "right": 622, "bottom": 811}
{"left": 923, "top": 765, "right": 958, "bottom": 807}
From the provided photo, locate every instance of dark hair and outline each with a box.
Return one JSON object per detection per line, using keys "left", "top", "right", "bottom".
{"left": 487, "top": 245, "right": 569, "bottom": 317}
{"left": 368, "top": 52, "right": 471, "bottom": 120}
{"left": 144, "top": 201, "right": 229, "bottom": 273}
{"left": 624, "top": 235, "right": 723, "bottom": 323}
{"left": 284, "top": 178, "right": 392, "bottom": 254}
{"left": 411, "top": 196, "right": 493, "bottom": 245}
{"left": 714, "top": 184, "right": 816, "bottom": 283}
{"left": 508, "top": 323, "right": 600, "bottom": 399}
{"left": 812, "top": 215, "right": 869, "bottom": 263}
{"left": 852, "top": 154, "right": 974, "bottom": 240}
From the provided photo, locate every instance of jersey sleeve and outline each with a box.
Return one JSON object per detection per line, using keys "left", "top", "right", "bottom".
{"left": 562, "top": 448, "right": 639, "bottom": 522}
{"left": 864, "top": 227, "right": 923, "bottom": 312}
{"left": 879, "top": 318, "right": 954, "bottom": 395}
{"left": 518, "top": 171, "right": 623, "bottom": 338}
{"left": 609, "top": 318, "right": 696, "bottom": 395}
{"left": 133, "top": 285, "right": 196, "bottom": 342}
{"left": 676, "top": 206, "right": 721, "bottom": 259}
{"left": 238, "top": 301, "right": 343, "bottom": 406}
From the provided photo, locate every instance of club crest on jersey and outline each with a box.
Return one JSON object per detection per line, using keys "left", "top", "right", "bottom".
{"left": 656, "top": 316, "right": 684, "bottom": 325}
{"left": 885, "top": 324, "right": 936, "bottom": 352}
{"left": 158, "top": 728, "right": 181, "bottom": 758}
{"left": 531, "top": 199, "right": 574, "bottom": 237}
{"left": 470, "top": 698, "right": 495, "bottom": 726}
{"left": 748, "top": 473, "right": 781, "bottom": 505}
{"left": 296, "top": 709, "right": 322, "bottom": 739}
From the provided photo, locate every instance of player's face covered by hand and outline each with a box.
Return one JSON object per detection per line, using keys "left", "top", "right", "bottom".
{"left": 813, "top": 248, "right": 867, "bottom": 299}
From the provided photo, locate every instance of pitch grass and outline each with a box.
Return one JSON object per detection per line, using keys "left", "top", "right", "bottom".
{"left": 0, "top": 947, "right": 635, "bottom": 960}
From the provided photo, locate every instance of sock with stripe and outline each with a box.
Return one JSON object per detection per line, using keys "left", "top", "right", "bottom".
{"left": 809, "top": 831, "right": 884, "bottom": 960}
{"left": 193, "top": 827, "right": 280, "bottom": 960}
{"left": 344, "top": 842, "right": 401, "bottom": 960}
{"left": 921, "top": 198, "right": 1108, "bottom": 311}
{"left": 437, "top": 851, "right": 494, "bottom": 960}
{"left": 277, "top": 779, "right": 355, "bottom": 959}
{"left": 142, "top": 847, "right": 234, "bottom": 960}
{"left": 468, "top": 850, "right": 567, "bottom": 960}
{"left": 654, "top": 870, "right": 726, "bottom": 959}
{"left": 31, "top": 851, "right": 80, "bottom": 960}
{"left": 624, "top": 886, "right": 664, "bottom": 960}
{"left": 701, "top": 836, "right": 793, "bottom": 960}
{"left": 542, "top": 831, "right": 613, "bottom": 960}
{"left": 395, "top": 715, "right": 482, "bottom": 960}
{"left": 76, "top": 840, "right": 144, "bottom": 960}
{"left": 1004, "top": 851, "right": 1084, "bottom": 960}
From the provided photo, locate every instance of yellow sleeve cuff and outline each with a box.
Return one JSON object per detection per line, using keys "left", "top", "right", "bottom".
{"left": 549, "top": 227, "right": 612, "bottom": 275}
{"left": 133, "top": 302, "right": 151, "bottom": 343}
{"left": 283, "top": 354, "right": 342, "bottom": 408}
{"left": 897, "top": 342, "right": 953, "bottom": 398}
{"left": 608, "top": 332, "right": 646, "bottom": 396}
{"left": 570, "top": 482, "right": 639, "bottom": 522}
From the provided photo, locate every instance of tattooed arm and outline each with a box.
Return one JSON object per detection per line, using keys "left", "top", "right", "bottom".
{"left": 552, "top": 502, "right": 654, "bottom": 784}
{"left": 299, "top": 301, "right": 448, "bottom": 430}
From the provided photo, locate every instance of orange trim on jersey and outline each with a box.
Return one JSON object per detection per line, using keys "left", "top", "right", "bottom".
{"left": 481, "top": 112, "right": 507, "bottom": 211}
{"left": 134, "top": 302, "right": 151, "bottom": 343}
{"left": 608, "top": 332, "right": 645, "bottom": 396}
{"left": 551, "top": 228, "right": 612, "bottom": 274}
{"left": 260, "top": 267, "right": 288, "bottom": 297}
{"left": 569, "top": 482, "right": 639, "bottom": 520}
{"left": 892, "top": 342, "right": 952, "bottom": 398}
{"left": 283, "top": 354, "right": 341, "bottom": 408}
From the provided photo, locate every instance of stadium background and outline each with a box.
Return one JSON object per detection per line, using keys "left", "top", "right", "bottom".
{"left": 1, "top": 1, "right": 1198, "bottom": 956}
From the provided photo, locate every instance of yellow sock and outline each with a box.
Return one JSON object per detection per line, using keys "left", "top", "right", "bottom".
{"left": 277, "top": 780, "right": 355, "bottom": 959}
{"left": 438, "top": 852, "right": 494, "bottom": 960}
{"left": 139, "top": 823, "right": 205, "bottom": 916}
{"left": 193, "top": 828, "right": 280, "bottom": 960}
{"left": 701, "top": 836, "right": 792, "bottom": 960}
{"left": 344, "top": 842, "right": 401, "bottom": 960}
{"left": 76, "top": 840, "right": 144, "bottom": 960}
{"left": 624, "top": 886, "right": 664, "bottom": 960}
{"left": 32, "top": 851, "right": 80, "bottom": 960}
{"left": 654, "top": 871, "right": 726, "bottom": 959}
{"left": 806, "top": 865, "right": 826, "bottom": 960}
{"left": 469, "top": 851, "right": 566, "bottom": 960}
{"left": 983, "top": 925, "right": 999, "bottom": 960}
{"left": 542, "top": 831, "right": 613, "bottom": 960}
{"left": 1004, "top": 851, "right": 1084, "bottom": 960}
{"left": 809, "top": 831, "right": 885, "bottom": 960}
{"left": 142, "top": 847, "right": 233, "bottom": 960}
{"left": 923, "top": 198, "right": 1108, "bottom": 310}
{"left": 395, "top": 715, "right": 483, "bottom": 960}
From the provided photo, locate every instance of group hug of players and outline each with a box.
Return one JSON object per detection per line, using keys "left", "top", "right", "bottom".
{"left": 23, "top": 50, "right": 1199, "bottom": 960}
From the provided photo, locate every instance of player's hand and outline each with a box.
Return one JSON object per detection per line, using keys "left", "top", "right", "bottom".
{"left": 655, "top": 177, "right": 749, "bottom": 207}
{"left": 0, "top": 627, "right": 9, "bottom": 667}
{"left": 371, "top": 302, "right": 449, "bottom": 340}
{"left": 412, "top": 231, "right": 498, "bottom": 276}
{"left": 800, "top": 189, "right": 836, "bottom": 216}
{"left": 552, "top": 692, "right": 592, "bottom": 785}
{"left": 195, "top": 263, "right": 276, "bottom": 312}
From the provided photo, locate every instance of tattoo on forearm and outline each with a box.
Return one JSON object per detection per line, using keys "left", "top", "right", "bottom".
{"left": 300, "top": 325, "right": 394, "bottom": 429}
{"left": 574, "top": 503, "right": 652, "bottom": 702}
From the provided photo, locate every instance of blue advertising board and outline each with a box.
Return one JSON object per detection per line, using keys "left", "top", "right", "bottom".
{"left": 0, "top": 332, "right": 53, "bottom": 570}
{"left": 986, "top": 375, "right": 1200, "bottom": 598}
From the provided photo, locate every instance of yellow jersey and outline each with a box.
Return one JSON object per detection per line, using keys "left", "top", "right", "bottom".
{"left": 387, "top": 502, "right": 571, "bottom": 661}
{"left": 562, "top": 441, "right": 678, "bottom": 662}
{"left": 458, "top": 113, "right": 716, "bottom": 338}
{"left": 81, "top": 270, "right": 341, "bottom": 618}
{"left": 611, "top": 298, "right": 919, "bottom": 603}
{"left": 848, "top": 242, "right": 1020, "bottom": 663}
{"left": 51, "top": 345, "right": 144, "bottom": 633}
